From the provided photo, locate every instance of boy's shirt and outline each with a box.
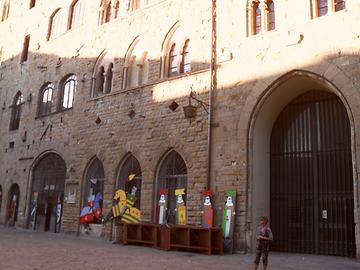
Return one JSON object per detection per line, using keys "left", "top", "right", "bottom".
{"left": 256, "top": 225, "right": 273, "bottom": 242}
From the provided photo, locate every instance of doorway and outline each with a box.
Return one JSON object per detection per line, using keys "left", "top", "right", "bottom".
{"left": 6, "top": 184, "right": 20, "bottom": 226}
{"left": 29, "top": 153, "right": 66, "bottom": 233}
{"left": 270, "top": 90, "right": 355, "bottom": 257}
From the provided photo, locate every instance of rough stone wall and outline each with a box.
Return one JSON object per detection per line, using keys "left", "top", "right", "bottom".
{"left": 0, "top": 0, "right": 360, "bottom": 258}
{"left": 0, "top": 0, "right": 212, "bottom": 237}
{"left": 215, "top": 0, "right": 360, "bottom": 255}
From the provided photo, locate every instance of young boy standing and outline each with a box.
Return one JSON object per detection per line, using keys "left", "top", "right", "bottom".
{"left": 254, "top": 216, "right": 273, "bottom": 270}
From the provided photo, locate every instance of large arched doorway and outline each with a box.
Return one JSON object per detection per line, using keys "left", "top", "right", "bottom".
{"left": 29, "top": 153, "right": 66, "bottom": 232}
{"left": 6, "top": 184, "right": 20, "bottom": 226}
{"left": 270, "top": 90, "right": 355, "bottom": 257}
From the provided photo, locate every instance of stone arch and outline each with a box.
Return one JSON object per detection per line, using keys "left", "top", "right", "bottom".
{"left": 245, "top": 69, "right": 358, "bottom": 256}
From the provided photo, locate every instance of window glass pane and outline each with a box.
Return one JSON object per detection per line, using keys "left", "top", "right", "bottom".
{"left": 255, "top": 6, "right": 261, "bottom": 34}
{"left": 62, "top": 75, "right": 76, "bottom": 108}
{"left": 318, "top": 0, "right": 328, "bottom": 16}
{"left": 267, "top": 2, "right": 275, "bottom": 31}
{"left": 335, "top": 0, "right": 345, "bottom": 11}
{"left": 169, "top": 44, "right": 178, "bottom": 76}
{"left": 183, "top": 40, "right": 191, "bottom": 73}
{"left": 51, "top": 10, "right": 63, "bottom": 38}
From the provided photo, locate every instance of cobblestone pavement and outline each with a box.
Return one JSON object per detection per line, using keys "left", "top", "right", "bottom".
{"left": 0, "top": 227, "right": 359, "bottom": 270}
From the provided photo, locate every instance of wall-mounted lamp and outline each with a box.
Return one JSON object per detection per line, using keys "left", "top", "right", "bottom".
{"left": 183, "top": 91, "right": 209, "bottom": 119}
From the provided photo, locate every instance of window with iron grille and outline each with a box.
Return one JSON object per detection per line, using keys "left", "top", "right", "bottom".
{"left": 157, "top": 151, "right": 187, "bottom": 224}
{"left": 118, "top": 155, "right": 142, "bottom": 209}
{"left": 83, "top": 158, "right": 104, "bottom": 218}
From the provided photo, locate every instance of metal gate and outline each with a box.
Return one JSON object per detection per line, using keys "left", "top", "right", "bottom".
{"left": 270, "top": 90, "right": 355, "bottom": 257}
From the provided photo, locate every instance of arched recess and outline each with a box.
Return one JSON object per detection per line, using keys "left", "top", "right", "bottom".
{"left": 82, "top": 157, "right": 105, "bottom": 221}
{"left": 29, "top": 153, "right": 66, "bottom": 232}
{"left": 122, "top": 37, "right": 149, "bottom": 89}
{"left": 6, "top": 184, "right": 20, "bottom": 226}
{"left": 117, "top": 154, "right": 142, "bottom": 209}
{"left": 155, "top": 150, "right": 188, "bottom": 224}
{"left": 91, "top": 50, "right": 114, "bottom": 97}
{"left": 247, "top": 70, "right": 357, "bottom": 257}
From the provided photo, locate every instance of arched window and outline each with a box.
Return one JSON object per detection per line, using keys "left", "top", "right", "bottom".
{"left": 266, "top": 1, "right": 275, "bottom": 31}
{"left": 334, "top": 0, "right": 345, "bottom": 12}
{"left": 157, "top": 151, "right": 187, "bottom": 224}
{"left": 9, "top": 92, "right": 24, "bottom": 131}
{"left": 114, "top": 1, "right": 120, "bottom": 19}
{"left": 29, "top": 0, "right": 36, "bottom": 9}
{"left": 69, "top": 0, "right": 85, "bottom": 30}
{"left": 138, "top": 52, "right": 149, "bottom": 86}
{"left": 123, "top": 38, "right": 148, "bottom": 88}
{"left": 317, "top": 0, "right": 328, "bottom": 16}
{"left": 83, "top": 158, "right": 105, "bottom": 217}
{"left": 168, "top": 43, "right": 178, "bottom": 77}
{"left": 252, "top": 1, "right": 262, "bottom": 35}
{"left": 95, "top": 66, "right": 105, "bottom": 96}
{"left": 59, "top": 74, "right": 77, "bottom": 110}
{"left": 180, "top": 39, "right": 191, "bottom": 74}
{"left": 92, "top": 51, "right": 114, "bottom": 97}
{"left": 39, "top": 83, "right": 54, "bottom": 115}
{"left": 48, "top": 9, "right": 64, "bottom": 40}
{"left": 105, "top": 2, "right": 111, "bottom": 22}
{"left": 117, "top": 155, "right": 142, "bottom": 209}
{"left": 1, "top": 0, "right": 10, "bottom": 22}
{"left": 105, "top": 63, "right": 113, "bottom": 93}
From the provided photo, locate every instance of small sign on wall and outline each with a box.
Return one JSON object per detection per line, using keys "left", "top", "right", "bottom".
{"left": 65, "top": 183, "right": 77, "bottom": 204}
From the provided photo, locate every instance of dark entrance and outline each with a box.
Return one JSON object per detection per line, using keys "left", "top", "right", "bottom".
{"left": 29, "top": 153, "right": 66, "bottom": 233}
{"left": 157, "top": 151, "right": 187, "bottom": 224}
{"left": 6, "top": 184, "right": 20, "bottom": 226}
{"left": 270, "top": 90, "right": 355, "bottom": 257}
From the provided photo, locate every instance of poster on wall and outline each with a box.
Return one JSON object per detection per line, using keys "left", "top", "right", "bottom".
{"left": 221, "top": 190, "right": 236, "bottom": 238}
{"left": 156, "top": 189, "right": 168, "bottom": 225}
{"left": 201, "top": 190, "right": 213, "bottom": 228}
{"left": 65, "top": 184, "right": 77, "bottom": 204}
{"left": 29, "top": 192, "right": 38, "bottom": 230}
{"left": 175, "top": 188, "right": 186, "bottom": 225}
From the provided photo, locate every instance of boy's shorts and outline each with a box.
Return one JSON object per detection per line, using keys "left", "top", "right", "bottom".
{"left": 254, "top": 246, "right": 269, "bottom": 265}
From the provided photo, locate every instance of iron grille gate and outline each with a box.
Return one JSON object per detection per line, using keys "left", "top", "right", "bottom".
{"left": 270, "top": 90, "right": 355, "bottom": 257}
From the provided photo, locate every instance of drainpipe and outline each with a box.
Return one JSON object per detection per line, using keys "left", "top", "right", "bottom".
{"left": 206, "top": 0, "right": 217, "bottom": 190}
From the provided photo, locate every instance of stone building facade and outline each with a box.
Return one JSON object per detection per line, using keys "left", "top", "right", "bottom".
{"left": 0, "top": 0, "right": 359, "bottom": 259}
